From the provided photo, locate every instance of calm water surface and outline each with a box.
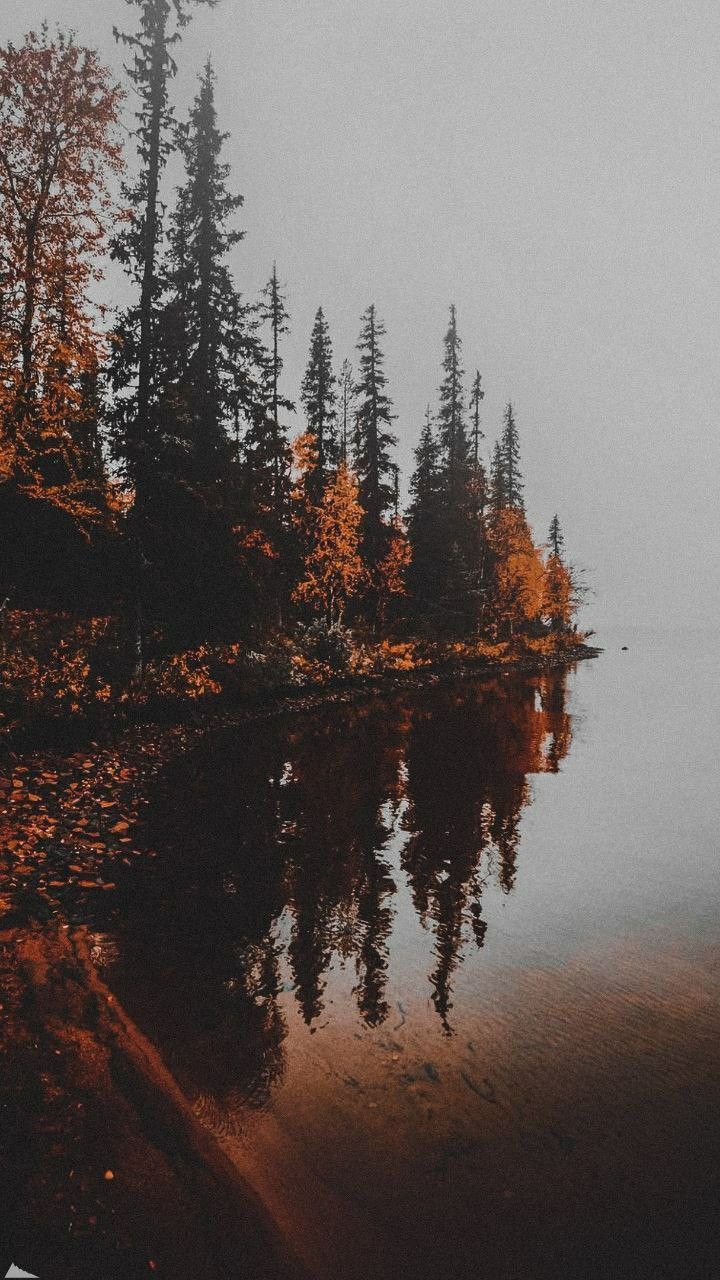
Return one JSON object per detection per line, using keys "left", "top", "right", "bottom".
{"left": 99, "top": 631, "right": 720, "bottom": 1278}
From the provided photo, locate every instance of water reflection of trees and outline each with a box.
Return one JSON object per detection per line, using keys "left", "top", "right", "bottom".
{"left": 401, "top": 674, "right": 572, "bottom": 1027}
{"left": 111, "top": 670, "right": 573, "bottom": 1106}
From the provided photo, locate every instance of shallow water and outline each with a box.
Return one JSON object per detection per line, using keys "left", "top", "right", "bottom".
{"left": 84, "top": 630, "right": 719, "bottom": 1278}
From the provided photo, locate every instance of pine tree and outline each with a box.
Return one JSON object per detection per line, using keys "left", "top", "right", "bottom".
{"left": 466, "top": 370, "right": 489, "bottom": 627}
{"left": 430, "top": 307, "right": 482, "bottom": 633}
{"left": 437, "top": 304, "right": 470, "bottom": 496}
{"left": 353, "top": 304, "right": 397, "bottom": 565}
{"left": 254, "top": 262, "right": 294, "bottom": 513}
{"left": 499, "top": 401, "right": 524, "bottom": 510}
{"left": 111, "top": 0, "right": 214, "bottom": 503}
{"left": 338, "top": 358, "right": 355, "bottom": 465}
{"left": 109, "top": 0, "right": 215, "bottom": 662}
{"left": 236, "top": 266, "right": 295, "bottom": 628}
{"left": 167, "top": 59, "right": 251, "bottom": 478}
{"left": 137, "top": 58, "right": 266, "bottom": 642}
{"left": 490, "top": 440, "right": 505, "bottom": 509}
{"left": 467, "top": 367, "right": 488, "bottom": 526}
{"left": 544, "top": 514, "right": 574, "bottom": 634}
{"left": 301, "top": 306, "right": 337, "bottom": 501}
{"left": 407, "top": 407, "right": 444, "bottom": 617}
{"left": 469, "top": 369, "right": 484, "bottom": 465}
{"left": 548, "top": 513, "right": 564, "bottom": 559}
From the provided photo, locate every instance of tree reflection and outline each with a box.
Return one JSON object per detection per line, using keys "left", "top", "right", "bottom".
{"left": 401, "top": 672, "right": 571, "bottom": 1027}
{"left": 109, "top": 669, "right": 573, "bottom": 1112}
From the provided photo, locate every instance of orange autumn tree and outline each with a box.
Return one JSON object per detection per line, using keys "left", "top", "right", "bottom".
{"left": 0, "top": 28, "right": 123, "bottom": 512}
{"left": 543, "top": 552, "right": 573, "bottom": 633}
{"left": 486, "top": 507, "right": 546, "bottom": 638}
{"left": 543, "top": 515, "right": 575, "bottom": 635}
{"left": 290, "top": 429, "right": 320, "bottom": 546}
{"left": 375, "top": 516, "right": 411, "bottom": 625}
{"left": 294, "top": 462, "right": 367, "bottom": 625}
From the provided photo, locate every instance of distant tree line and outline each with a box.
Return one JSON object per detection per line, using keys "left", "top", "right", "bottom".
{"left": 0, "top": 5, "right": 581, "bottom": 670}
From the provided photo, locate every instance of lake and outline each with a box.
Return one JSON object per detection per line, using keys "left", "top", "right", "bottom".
{"left": 3, "top": 631, "right": 720, "bottom": 1277}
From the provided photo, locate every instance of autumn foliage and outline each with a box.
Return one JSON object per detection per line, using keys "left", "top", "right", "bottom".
{"left": 293, "top": 461, "right": 366, "bottom": 624}
{"left": 0, "top": 19, "right": 587, "bottom": 733}
{"left": 486, "top": 507, "right": 546, "bottom": 637}
{"left": 0, "top": 29, "right": 122, "bottom": 490}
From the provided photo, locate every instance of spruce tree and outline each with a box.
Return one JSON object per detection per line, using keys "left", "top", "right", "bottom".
{"left": 236, "top": 266, "right": 295, "bottom": 627}
{"left": 301, "top": 306, "right": 337, "bottom": 501}
{"left": 353, "top": 304, "right": 397, "bottom": 565}
{"left": 490, "top": 440, "right": 505, "bottom": 509}
{"left": 338, "top": 358, "right": 355, "bottom": 465}
{"left": 251, "top": 263, "right": 293, "bottom": 516}
{"left": 431, "top": 306, "right": 480, "bottom": 633}
{"left": 469, "top": 369, "right": 484, "bottom": 465}
{"left": 437, "top": 304, "right": 470, "bottom": 496}
{"left": 169, "top": 59, "right": 251, "bottom": 477}
{"left": 142, "top": 58, "right": 266, "bottom": 641}
{"left": 407, "top": 406, "right": 444, "bottom": 617}
{"left": 110, "top": 0, "right": 214, "bottom": 502}
{"left": 548, "top": 513, "right": 564, "bottom": 559}
{"left": 466, "top": 370, "right": 489, "bottom": 626}
{"left": 109, "top": 0, "right": 214, "bottom": 661}
{"left": 499, "top": 401, "right": 524, "bottom": 510}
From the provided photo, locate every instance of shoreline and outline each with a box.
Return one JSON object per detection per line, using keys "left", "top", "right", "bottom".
{"left": 205, "top": 640, "right": 601, "bottom": 724}
{"left": 3, "top": 641, "right": 601, "bottom": 752}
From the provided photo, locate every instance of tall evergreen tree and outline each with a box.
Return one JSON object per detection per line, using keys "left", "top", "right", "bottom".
{"left": 467, "top": 367, "right": 488, "bottom": 515}
{"left": 110, "top": 0, "right": 214, "bottom": 502}
{"left": 499, "top": 401, "right": 524, "bottom": 510}
{"left": 490, "top": 439, "right": 505, "bottom": 509}
{"left": 231, "top": 266, "right": 295, "bottom": 629}
{"left": 437, "top": 304, "right": 470, "bottom": 495}
{"left": 407, "top": 406, "right": 444, "bottom": 616}
{"left": 140, "top": 57, "right": 266, "bottom": 641}
{"left": 167, "top": 59, "right": 252, "bottom": 477}
{"left": 253, "top": 262, "right": 294, "bottom": 513}
{"left": 544, "top": 515, "right": 573, "bottom": 634}
{"left": 301, "top": 306, "right": 337, "bottom": 501}
{"left": 338, "top": 358, "right": 355, "bottom": 465}
{"left": 469, "top": 369, "right": 484, "bottom": 465}
{"left": 109, "top": 0, "right": 214, "bottom": 661}
{"left": 430, "top": 306, "right": 481, "bottom": 632}
{"left": 353, "top": 304, "right": 397, "bottom": 564}
{"left": 465, "top": 371, "right": 489, "bottom": 626}
{"left": 548, "top": 513, "right": 564, "bottom": 559}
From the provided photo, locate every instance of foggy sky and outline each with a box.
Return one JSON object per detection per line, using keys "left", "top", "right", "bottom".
{"left": 5, "top": 0, "right": 720, "bottom": 630}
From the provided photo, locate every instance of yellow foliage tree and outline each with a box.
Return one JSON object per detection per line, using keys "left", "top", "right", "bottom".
{"left": 293, "top": 463, "right": 366, "bottom": 624}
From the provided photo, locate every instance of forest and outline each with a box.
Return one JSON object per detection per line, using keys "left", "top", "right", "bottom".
{"left": 0, "top": 2, "right": 587, "bottom": 736}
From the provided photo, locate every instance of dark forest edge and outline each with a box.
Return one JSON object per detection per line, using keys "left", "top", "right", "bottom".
{"left": 0, "top": 8, "right": 593, "bottom": 743}
{"left": 0, "top": 606, "right": 598, "bottom": 747}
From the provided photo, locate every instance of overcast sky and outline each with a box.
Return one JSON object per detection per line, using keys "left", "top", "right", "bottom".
{"left": 5, "top": 0, "right": 720, "bottom": 629}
